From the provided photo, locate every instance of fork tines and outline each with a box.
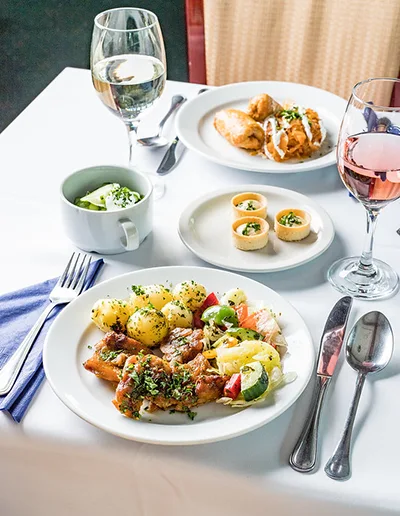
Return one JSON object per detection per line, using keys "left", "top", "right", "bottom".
{"left": 57, "top": 252, "right": 92, "bottom": 292}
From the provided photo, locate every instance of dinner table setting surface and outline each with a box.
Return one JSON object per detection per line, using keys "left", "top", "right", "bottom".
{"left": 1, "top": 67, "right": 399, "bottom": 515}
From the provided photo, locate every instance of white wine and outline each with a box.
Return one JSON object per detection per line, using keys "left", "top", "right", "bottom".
{"left": 92, "top": 54, "right": 166, "bottom": 119}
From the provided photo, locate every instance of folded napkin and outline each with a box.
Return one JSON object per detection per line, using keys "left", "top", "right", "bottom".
{"left": 0, "top": 259, "right": 104, "bottom": 422}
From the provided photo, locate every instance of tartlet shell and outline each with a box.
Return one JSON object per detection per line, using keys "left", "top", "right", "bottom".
{"left": 231, "top": 192, "right": 268, "bottom": 219}
{"left": 232, "top": 216, "right": 269, "bottom": 251}
{"left": 274, "top": 208, "right": 311, "bottom": 241}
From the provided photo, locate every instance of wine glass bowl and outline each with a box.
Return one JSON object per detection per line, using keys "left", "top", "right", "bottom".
{"left": 328, "top": 78, "right": 400, "bottom": 300}
{"left": 90, "top": 8, "right": 167, "bottom": 197}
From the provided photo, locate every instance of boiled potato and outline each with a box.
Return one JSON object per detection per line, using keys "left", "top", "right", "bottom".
{"left": 126, "top": 306, "right": 168, "bottom": 346}
{"left": 91, "top": 298, "right": 131, "bottom": 333}
{"left": 129, "top": 284, "right": 173, "bottom": 312}
{"left": 172, "top": 281, "right": 207, "bottom": 311}
{"left": 220, "top": 288, "right": 247, "bottom": 307}
{"left": 161, "top": 300, "right": 193, "bottom": 329}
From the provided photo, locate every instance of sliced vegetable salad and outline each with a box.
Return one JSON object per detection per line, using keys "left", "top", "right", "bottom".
{"left": 193, "top": 287, "right": 294, "bottom": 407}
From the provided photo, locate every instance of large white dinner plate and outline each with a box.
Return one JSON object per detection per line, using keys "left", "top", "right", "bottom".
{"left": 176, "top": 81, "right": 347, "bottom": 173}
{"left": 179, "top": 185, "right": 334, "bottom": 273}
{"left": 43, "top": 266, "right": 314, "bottom": 445}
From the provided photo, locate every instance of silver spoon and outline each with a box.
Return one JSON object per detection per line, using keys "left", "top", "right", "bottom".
{"left": 325, "top": 311, "right": 393, "bottom": 481}
{"left": 137, "top": 94, "right": 186, "bottom": 147}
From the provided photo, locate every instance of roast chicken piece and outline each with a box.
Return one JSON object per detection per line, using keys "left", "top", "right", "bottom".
{"left": 83, "top": 331, "right": 150, "bottom": 383}
{"left": 113, "top": 353, "right": 228, "bottom": 419}
{"left": 246, "top": 93, "right": 282, "bottom": 122}
{"left": 213, "top": 108, "right": 265, "bottom": 150}
{"left": 160, "top": 328, "right": 204, "bottom": 364}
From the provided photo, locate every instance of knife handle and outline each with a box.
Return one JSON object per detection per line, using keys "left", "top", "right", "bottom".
{"left": 289, "top": 375, "right": 331, "bottom": 473}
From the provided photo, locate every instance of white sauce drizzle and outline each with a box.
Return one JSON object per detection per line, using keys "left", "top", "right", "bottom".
{"left": 263, "top": 105, "right": 327, "bottom": 159}
{"left": 297, "top": 106, "right": 314, "bottom": 143}
{"left": 315, "top": 118, "right": 327, "bottom": 147}
{"left": 263, "top": 117, "right": 285, "bottom": 159}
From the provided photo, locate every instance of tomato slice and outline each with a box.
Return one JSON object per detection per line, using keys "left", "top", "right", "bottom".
{"left": 201, "top": 292, "right": 219, "bottom": 310}
{"left": 193, "top": 292, "right": 219, "bottom": 328}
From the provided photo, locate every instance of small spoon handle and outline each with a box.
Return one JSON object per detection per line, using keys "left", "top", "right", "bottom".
{"left": 158, "top": 95, "right": 186, "bottom": 133}
{"left": 289, "top": 375, "right": 331, "bottom": 472}
{"left": 325, "top": 372, "right": 366, "bottom": 481}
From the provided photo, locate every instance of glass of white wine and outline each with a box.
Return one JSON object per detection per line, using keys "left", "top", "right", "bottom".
{"left": 91, "top": 8, "right": 167, "bottom": 197}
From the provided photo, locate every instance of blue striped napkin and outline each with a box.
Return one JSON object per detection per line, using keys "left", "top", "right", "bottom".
{"left": 0, "top": 259, "right": 104, "bottom": 422}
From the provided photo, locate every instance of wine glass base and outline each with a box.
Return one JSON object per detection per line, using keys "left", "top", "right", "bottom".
{"left": 151, "top": 177, "right": 165, "bottom": 200}
{"left": 133, "top": 166, "right": 165, "bottom": 199}
{"left": 327, "top": 256, "right": 399, "bottom": 300}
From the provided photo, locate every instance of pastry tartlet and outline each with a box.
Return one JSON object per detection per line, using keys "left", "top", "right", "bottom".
{"left": 274, "top": 209, "right": 311, "bottom": 241}
{"left": 231, "top": 192, "right": 268, "bottom": 219}
{"left": 232, "top": 216, "right": 269, "bottom": 251}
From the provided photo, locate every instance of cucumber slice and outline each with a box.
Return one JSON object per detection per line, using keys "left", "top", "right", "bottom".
{"left": 80, "top": 183, "right": 120, "bottom": 207}
{"left": 240, "top": 361, "right": 268, "bottom": 401}
{"left": 226, "top": 327, "right": 263, "bottom": 342}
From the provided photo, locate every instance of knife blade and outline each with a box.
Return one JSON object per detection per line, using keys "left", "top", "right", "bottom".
{"left": 156, "top": 87, "right": 209, "bottom": 175}
{"left": 289, "top": 296, "right": 353, "bottom": 473}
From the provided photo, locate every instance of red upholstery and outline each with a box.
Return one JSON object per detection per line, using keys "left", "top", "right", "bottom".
{"left": 185, "top": 0, "right": 206, "bottom": 84}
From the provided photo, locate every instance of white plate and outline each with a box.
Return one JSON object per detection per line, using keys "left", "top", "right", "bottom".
{"left": 176, "top": 81, "right": 347, "bottom": 173}
{"left": 43, "top": 266, "right": 314, "bottom": 445}
{"left": 178, "top": 185, "right": 335, "bottom": 273}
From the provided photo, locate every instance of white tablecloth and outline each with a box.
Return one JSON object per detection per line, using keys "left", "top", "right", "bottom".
{"left": 0, "top": 68, "right": 399, "bottom": 516}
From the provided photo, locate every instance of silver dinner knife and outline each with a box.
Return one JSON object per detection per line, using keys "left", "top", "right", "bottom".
{"left": 289, "top": 296, "right": 353, "bottom": 473}
{"left": 156, "top": 87, "right": 209, "bottom": 175}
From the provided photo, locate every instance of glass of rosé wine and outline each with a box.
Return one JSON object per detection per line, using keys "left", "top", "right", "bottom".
{"left": 328, "top": 78, "right": 400, "bottom": 299}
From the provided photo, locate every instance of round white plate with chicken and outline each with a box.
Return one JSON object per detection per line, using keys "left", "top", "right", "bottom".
{"left": 43, "top": 266, "right": 314, "bottom": 445}
{"left": 176, "top": 81, "right": 347, "bottom": 173}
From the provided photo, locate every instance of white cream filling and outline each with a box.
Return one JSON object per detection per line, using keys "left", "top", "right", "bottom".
{"left": 236, "top": 199, "right": 261, "bottom": 211}
{"left": 236, "top": 223, "right": 262, "bottom": 236}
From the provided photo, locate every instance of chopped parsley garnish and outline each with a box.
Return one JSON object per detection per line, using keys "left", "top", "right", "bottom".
{"left": 238, "top": 200, "right": 256, "bottom": 211}
{"left": 279, "top": 211, "right": 303, "bottom": 227}
{"left": 127, "top": 357, "right": 197, "bottom": 404}
{"left": 184, "top": 407, "right": 197, "bottom": 420}
{"left": 131, "top": 285, "right": 146, "bottom": 296}
{"left": 99, "top": 349, "right": 124, "bottom": 361}
{"left": 280, "top": 107, "right": 302, "bottom": 122}
{"left": 110, "top": 186, "right": 142, "bottom": 208}
{"left": 242, "top": 222, "right": 261, "bottom": 236}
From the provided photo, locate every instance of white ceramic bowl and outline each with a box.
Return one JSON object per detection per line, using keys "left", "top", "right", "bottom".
{"left": 60, "top": 165, "right": 153, "bottom": 254}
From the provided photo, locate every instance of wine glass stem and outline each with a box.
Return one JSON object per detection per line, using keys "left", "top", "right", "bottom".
{"left": 125, "top": 120, "right": 140, "bottom": 169}
{"left": 358, "top": 208, "right": 379, "bottom": 274}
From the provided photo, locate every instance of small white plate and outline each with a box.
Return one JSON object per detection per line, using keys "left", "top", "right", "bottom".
{"left": 176, "top": 81, "right": 346, "bottom": 173}
{"left": 178, "top": 185, "right": 335, "bottom": 273}
{"left": 43, "top": 266, "right": 314, "bottom": 445}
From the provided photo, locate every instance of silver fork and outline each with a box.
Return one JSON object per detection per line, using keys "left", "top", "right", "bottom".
{"left": 0, "top": 252, "right": 92, "bottom": 396}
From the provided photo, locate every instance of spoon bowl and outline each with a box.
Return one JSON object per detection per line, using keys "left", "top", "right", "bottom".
{"left": 137, "top": 94, "right": 186, "bottom": 148}
{"left": 346, "top": 311, "right": 394, "bottom": 375}
{"left": 325, "top": 311, "right": 393, "bottom": 481}
{"left": 137, "top": 135, "right": 169, "bottom": 148}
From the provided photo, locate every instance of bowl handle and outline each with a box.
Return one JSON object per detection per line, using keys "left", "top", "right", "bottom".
{"left": 119, "top": 218, "right": 139, "bottom": 251}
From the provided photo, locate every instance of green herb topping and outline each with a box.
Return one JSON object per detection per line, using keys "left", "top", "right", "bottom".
{"left": 242, "top": 222, "right": 261, "bottom": 236}
{"left": 99, "top": 349, "right": 124, "bottom": 361}
{"left": 127, "top": 356, "right": 197, "bottom": 404}
{"left": 279, "top": 211, "right": 303, "bottom": 227}
{"left": 238, "top": 200, "right": 256, "bottom": 211}
{"left": 131, "top": 285, "right": 146, "bottom": 296}
{"left": 111, "top": 186, "right": 142, "bottom": 208}
{"left": 280, "top": 107, "right": 302, "bottom": 121}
